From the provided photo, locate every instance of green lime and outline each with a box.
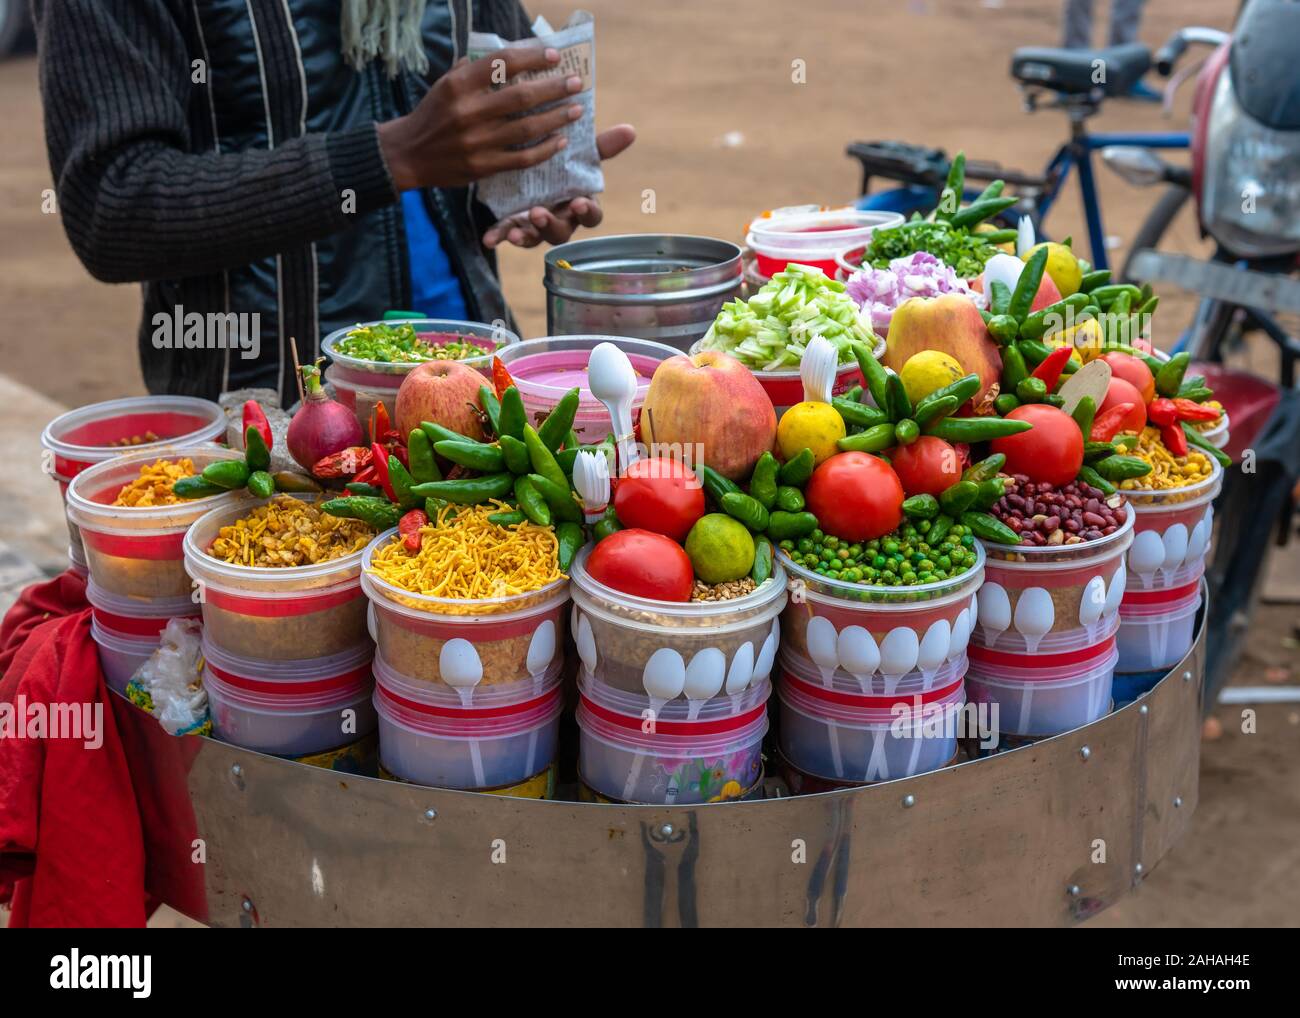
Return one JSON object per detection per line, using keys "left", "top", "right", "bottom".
{"left": 685, "top": 513, "right": 756, "bottom": 584}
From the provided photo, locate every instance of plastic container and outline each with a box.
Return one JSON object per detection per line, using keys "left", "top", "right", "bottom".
{"left": 745, "top": 210, "right": 904, "bottom": 279}
{"left": 321, "top": 319, "right": 519, "bottom": 441}
{"left": 202, "top": 639, "right": 376, "bottom": 756}
{"left": 964, "top": 646, "right": 1118, "bottom": 737}
{"left": 974, "top": 511, "right": 1133, "bottom": 651}
{"left": 184, "top": 495, "right": 373, "bottom": 660}
{"left": 1116, "top": 582, "right": 1203, "bottom": 673}
{"left": 91, "top": 617, "right": 160, "bottom": 694}
{"left": 568, "top": 545, "right": 786, "bottom": 697}
{"left": 778, "top": 546, "right": 982, "bottom": 693}
{"left": 66, "top": 446, "right": 250, "bottom": 599}
{"left": 1124, "top": 462, "right": 1221, "bottom": 588}
{"left": 85, "top": 579, "right": 200, "bottom": 638}
{"left": 779, "top": 641, "right": 967, "bottom": 697}
{"left": 494, "top": 335, "right": 681, "bottom": 443}
{"left": 972, "top": 603, "right": 1120, "bottom": 654}
{"left": 1197, "top": 409, "right": 1229, "bottom": 449}
{"left": 778, "top": 651, "right": 965, "bottom": 783}
{"left": 1127, "top": 547, "right": 1207, "bottom": 592}
{"left": 361, "top": 529, "right": 568, "bottom": 688}
{"left": 374, "top": 658, "right": 563, "bottom": 790}
{"left": 576, "top": 671, "right": 770, "bottom": 804}
{"left": 68, "top": 541, "right": 88, "bottom": 578}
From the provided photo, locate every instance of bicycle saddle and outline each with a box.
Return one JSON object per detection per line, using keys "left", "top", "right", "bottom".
{"left": 1010, "top": 43, "right": 1151, "bottom": 97}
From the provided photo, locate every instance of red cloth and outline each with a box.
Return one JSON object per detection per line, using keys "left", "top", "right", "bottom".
{"left": 0, "top": 574, "right": 148, "bottom": 927}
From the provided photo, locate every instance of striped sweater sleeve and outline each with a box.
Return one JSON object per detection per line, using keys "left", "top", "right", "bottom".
{"left": 32, "top": 0, "right": 398, "bottom": 284}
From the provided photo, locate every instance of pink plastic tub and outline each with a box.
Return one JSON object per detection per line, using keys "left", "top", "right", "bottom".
{"left": 974, "top": 511, "right": 1133, "bottom": 651}
{"left": 1116, "top": 580, "right": 1203, "bottom": 673}
{"left": 778, "top": 546, "right": 983, "bottom": 693}
{"left": 66, "top": 446, "right": 250, "bottom": 599}
{"left": 494, "top": 335, "right": 681, "bottom": 443}
{"left": 374, "top": 657, "right": 562, "bottom": 790}
{"left": 778, "top": 652, "right": 965, "bottom": 783}
{"left": 85, "top": 579, "right": 200, "bottom": 638}
{"left": 90, "top": 617, "right": 160, "bottom": 695}
{"left": 202, "top": 638, "right": 376, "bottom": 756}
{"left": 965, "top": 645, "right": 1118, "bottom": 737}
{"left": 746, "top": 210, "right": 904, "bottom": 278}
{"left": 1124, "top": 462, "right": 1221, "bottom": 587}
{"left": 576, "top": 670, "right": 769, "bottom": 804}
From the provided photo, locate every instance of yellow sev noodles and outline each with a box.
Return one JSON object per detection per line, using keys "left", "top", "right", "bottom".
{"left": 368, "top": 502, "right": 562, "bottom": 610}
{"left": 112, "top": 458, "right": 195, "bottom": 507}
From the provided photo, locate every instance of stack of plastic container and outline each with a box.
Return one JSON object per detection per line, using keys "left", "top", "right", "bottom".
{"left": 569, "top": 546, "right": 787, "bottom": 804}
{"left": 1113, "top": 463, "right": 1221, "bottom": 699}
{"left": 361, "top": 530, "right": 569, "bottom": 796}
{"left": 775, "top": 548, "right": 982, "bottom": 785}
{"left": 66, "top": 446, "right": 246, "bottom": 694}
{"left": 184, "top": 493, "right": 377, "bottom": 765}
{"left": 967, "top": 513, "right": 1133, "bottom": 740}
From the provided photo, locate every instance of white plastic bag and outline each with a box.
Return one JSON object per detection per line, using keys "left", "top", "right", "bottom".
{"left": 125, "top": 618, "right": 210, "bottom": 737}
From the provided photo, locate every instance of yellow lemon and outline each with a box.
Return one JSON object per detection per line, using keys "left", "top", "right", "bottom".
{"left": 899, "top": 350, "right": 964, "bottom": 405}
{"left": 777, "top": 400, "right": 845, "bottom": 465}
{"left": 1023, "top": 241, "right": 1083, "bottom": 297}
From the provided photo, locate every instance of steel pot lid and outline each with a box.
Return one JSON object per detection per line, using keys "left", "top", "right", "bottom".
{"left": 544, "top": 234, "right": 742, "bottom": 302}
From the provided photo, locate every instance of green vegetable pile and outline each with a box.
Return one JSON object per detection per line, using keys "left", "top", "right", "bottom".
{"left": 699, "top": 263, "right": 877, "bottom": 371}
{"left": 335, "top": 322, "right": 491, "bottom": 364}
{"left": 778, "top": 522, "right": 980, "bottom": 587}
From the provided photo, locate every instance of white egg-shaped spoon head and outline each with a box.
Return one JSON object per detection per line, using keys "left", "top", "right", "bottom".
{"left": 800, "top": 335, "right": 839, "bottom": 404}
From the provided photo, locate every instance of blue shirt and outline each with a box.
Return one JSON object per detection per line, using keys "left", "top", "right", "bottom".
{"left": 402, "top": 190, "right": 468, "bottom": 320}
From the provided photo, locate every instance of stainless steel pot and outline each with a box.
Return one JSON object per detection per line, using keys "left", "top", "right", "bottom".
{"left": 544, "top": 234, "right": 743, "bottom": 351}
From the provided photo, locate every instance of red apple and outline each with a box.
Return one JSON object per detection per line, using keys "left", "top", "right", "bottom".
{"left": 395, "top": 361, "right": 487, "bottom": 441}
{"left": 1029, "top": 272, "right": 1063, "bottom": 313}
{"left": 640, "top": 350, "right": 777, "bottom": 481}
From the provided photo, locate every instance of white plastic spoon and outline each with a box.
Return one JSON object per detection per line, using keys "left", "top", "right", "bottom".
{"left": 588, "top": 342, "right": 640, "bottom": 470}
{"left": 572, "top": 449, "right": 610, "bottom": 525}
{"left": 801, "top": 334, "right": 838, "bottom": 404}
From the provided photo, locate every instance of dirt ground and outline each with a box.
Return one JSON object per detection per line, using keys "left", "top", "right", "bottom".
{"left": 2, "top": 0, "right": 1296, "bottom": 928}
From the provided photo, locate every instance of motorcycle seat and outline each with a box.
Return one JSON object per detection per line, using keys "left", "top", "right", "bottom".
{"left": 1010, "top": 43, "right": 1151, "bottom": 97}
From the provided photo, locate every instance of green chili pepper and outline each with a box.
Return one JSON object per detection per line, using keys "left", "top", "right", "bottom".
{"left": 270, "top": 471, "right": 322, "bottom": 493}
{"left": 749, "top": 452, "right": 780, "bottom": 510}
{"left": 201, "top": 459, "right": 251, "bottom": 490}
{"left": 973, "top": 477, "right": 1005, "bottom": 510}
{"left": 989, "top": 280, "right": 1012, "bottom": 317}
{"left": 962, "top": 453, "right": 1006, "bottom": 483}
{"left": 556, "top": 522, "right": 585, "bottom": 572}
{"left": 979, "top": 228, "right": 1018, "bottom": 246}
{"left": 478, "top": 385, "right": 502, "bottom": 436}
{"left": 720, "top": 491, "right": 769, "bottom": 532}
{"left": 497, "top": 386, "right": 527, "bottom": 441}
{"left": 1084, "top": 441, "right": 1120, "bottom": 462}
{"left": 1009, "top": 247, "right": 1048, "bottom": 322}
{"left": 322, "top": 496, "right": 401, "bottom": 531}
{"left": 903, "top": 494, "right": 940, "bottom": 519}
{"left": 852, "top": 342, "right": 891, "bottom": 411}
{"left": 924, "top": 416, "right": 1032, "bottom": 442}
{"left": 894, "top": 418, "right": 920, "bottom": 445}
{"left": 766, "top": 511, "right": 819, "bottom": 541}
{"left": 1076, "top": 464, "right": 1116, "bottom": 495}
{"left": 488, "top": 509, "right": 526, "bottom": 527}
{"left": 936, "top": 151, "right": 965, "bottom": 222}
{"left": 244, "top": 425, "right": 271, "bottom": 472}
{"left": 916, "top": 373, "right": 981, "bottom": 418}
{"left": 949, "top": 196, "right": 1018, "bottom": 230}
{"left": 593, "top": 506, "right": 622, "bottom": 543}
{"left": 1181, "top": 422, "right": 1231, "bottom": 468}
{"left": 939, "top": 480, "right": 980, "bottom": 516}
{"left": 410, "top": 473, "right": 515, "bottom": 504}
{"left": 538, "top": 387, "right": 581, "bottom": 452}
{"left": 1089, "top": 284, "right": 1142, "bottom": 308}
{"left": 385, "top": 455, "right": 417, "bottom": 509}
{"left": 700, "top": 464, "right": 742, "bottom": 506}
{"left": 994, "top": 393, "right": 1021, "bottom": 416}
{"left": 1017, "top": 293, "right": 1093, "bottom": 341}
{"left": 1044, "top": 394, "right": 1066, "bottom": 408}
{"left": 842, "top": 384, "right": 863, "bottom": 403}
{"left": 498, "top": 434, "right": 531, "bottom": 475}
{"left": 1016, "top": 377, "right": 1048, "bottom": 403}
{"left": 837, "top": 422, "right": 895, "bottom": 453}
{"left": 1138, "top": 295, "right": 1159, "bottom": 319}
{"left": 434, "top": 439, "right": 505, "bottom": 473}
{"left": 961, "top": 510, "right": 1020, "bottom": 545}
{"left": 346, "top": 482, "right": 385, "bottom": 498}
{"left": 912, "top": 394, "right": 959, "bottom": 426}
{"left": 527, "top": 473, "right": 582, "bottom": 523}
{"left": 1079, "top": 269, "right": 1111, "bottom": 293}
{"left": 1095, "top": 454, "right": 1153, "bottom": 482}
{"left": 775, "top": 485, "right": 805, "bottom": 512}
{"left": 1155, "top": 352, "right": 1190, "bottom": 398}
{"left": 778, "top": 448, "right": 816, "bottom": 487}
{"left": 407, "top": 429, "right": 440, "bottom": 484}
{"left": 987, "top": 314, "right": 1019, "bottom": 345}
{"left": 513, "top": 476, "right": 552, "bottom": 526}
{"left": 750, "top": 535, "right": 774, "bottom": 585}
{"left": 885, "top": 371, "right": 912, "bottom": 421}
{"left": 172, "top": 476, "right": 227, "bottom": 499}
{"left": 419, "top": 421, "right": 478, "bottom": 446}
{"left": 1071, "top": 395, "right": 1096, "bottom": 441}
{"left": 523, "top": 424, "right": 567, "bottom": 490}
{"left": 927, "top": 513, "right": 954, "bottom": 545}
{"left": 1001, "top": 342, "right": 1029, "bottom": 392}
{"left": 833, "top": 397, "right": 889, "bottom": 430}
{"left": 247, "top": 470, "right": 275, "bottom": 499}
{"left": 974, "top": 179, "right": 1005, "bottom": 203}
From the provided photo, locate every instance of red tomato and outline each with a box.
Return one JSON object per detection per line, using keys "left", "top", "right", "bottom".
{"left": 613, "top": 457, "right": 705, "bottom": 543}
{"left": 1100, "top": 353, "right": 1155, "bottom": 404}
{"left": 889, "top": 436, "right": 963, "bottom": 497}
{"left": 805, "top": 452, "right": 904, "bottom": 541}
{"left": 586, "top": 529, "right": 695, "bottom": 602}
{"left": 990, "top": 404, "right": 1083, "bottom": 487}
{"left": 1099, "top": 377, "right": 1148, "bottom": 433}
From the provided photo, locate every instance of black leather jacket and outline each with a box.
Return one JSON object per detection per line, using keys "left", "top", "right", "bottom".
{"left": 35, "top": 0, "right": 531, "bottom": 404}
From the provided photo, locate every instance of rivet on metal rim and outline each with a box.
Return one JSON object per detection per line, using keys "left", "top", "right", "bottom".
{"left": 660, "top": 824, "right": 674, "bottom": 836}
{"left": 1134, "top": 863, "right": 1145, "bottom": 876}
{"left": 1173, "top": 796, "right": 1183, "bottom": 808}
{"left": 231, "top": 764, "right": 243, "bottom": 777}
{"left": 1139, "top": 704, "right": 1149, "bottom": 715}
{"left": 423, "top": 808, "right": 437, "bottom": 821}
{"left": 1079, "top": 746, "right": 1091, "bottom": 761}
{"left": 1067, "top": 885, "right": 1081, "bottom": 897}
{"left": 1183, "top": 670, "right": 1193, "bottom": 682}
{"left": 241, "top": 898, "right": 253, "bottom": 912}
{"left": 901, "top": 794, "right": 916, "bottom": 808}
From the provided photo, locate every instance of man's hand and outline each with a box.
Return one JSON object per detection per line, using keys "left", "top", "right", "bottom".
{"left": 378, "top": 46, "right": 586, "bottom": 191}
{"left": 481, "top": 125, "right": 636, "bottom": 249}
